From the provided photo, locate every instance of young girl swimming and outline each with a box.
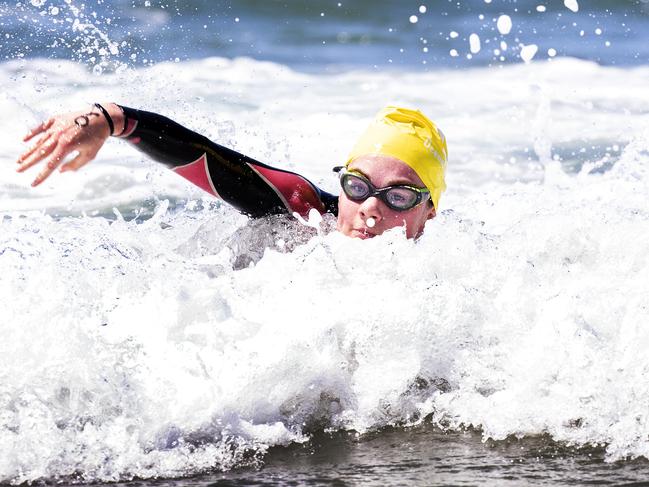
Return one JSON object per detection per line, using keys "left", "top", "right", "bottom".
{"left": 16, "top": 103, "right": 447, "bottom": 239}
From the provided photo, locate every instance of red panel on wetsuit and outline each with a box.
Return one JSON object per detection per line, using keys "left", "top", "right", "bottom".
{"left": 252, "top": 165, "right": 325, "bottom": 217}
{"left": 172, "top": 153, "right": 219, "bottom": 197}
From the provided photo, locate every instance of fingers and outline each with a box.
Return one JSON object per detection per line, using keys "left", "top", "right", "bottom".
{"left": 23, "top": 118, "right": 54, "bottom": 142}
{"left": 17, "top": 132, "right": 53, "bottom": 164}
{"left": 31, "top": 147, "right": 67, "bottom": 187}
{"left": 59, "top": 151, "right": 92, "bottom": 173}
{"left": 16, "top": 136, "right": 58, "bottom": 173}
{"left": 17, "top": 113, "right": 103, "bottom": 187}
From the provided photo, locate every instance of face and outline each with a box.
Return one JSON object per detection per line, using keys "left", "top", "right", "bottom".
{"left": 336, "top": 155, "right": 436, "bottom": 239}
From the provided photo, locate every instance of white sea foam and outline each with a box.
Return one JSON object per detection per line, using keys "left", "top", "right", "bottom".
{"left": 2, "top": 56, "right": 649, "bottom": 483}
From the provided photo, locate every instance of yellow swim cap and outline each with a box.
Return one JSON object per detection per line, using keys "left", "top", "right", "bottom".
{"left": 346, "top": 106, "right": 448, "bottom": 210}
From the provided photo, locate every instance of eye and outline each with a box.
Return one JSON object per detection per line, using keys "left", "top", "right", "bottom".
{"left": 344, "top": 175, "right": 370, "bottom": 198}
{"left": 386, "top": 188, "right": 418, "bottom": 208}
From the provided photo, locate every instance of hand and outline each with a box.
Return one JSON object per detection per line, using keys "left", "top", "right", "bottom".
{"left": 16, "top": 106, "right": 113, "bottom": 187}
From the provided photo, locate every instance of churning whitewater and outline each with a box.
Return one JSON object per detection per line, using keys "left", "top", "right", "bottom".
{"left": 1, "top": 54, "right": 649, "bottom": 483}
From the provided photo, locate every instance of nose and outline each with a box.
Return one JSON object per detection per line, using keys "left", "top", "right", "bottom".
{"left": 358, "top": 196, "right": 383, "bottom": 223}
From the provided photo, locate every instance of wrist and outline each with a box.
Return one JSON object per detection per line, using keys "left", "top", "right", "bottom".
{"left": 99, "top": 102, "right": 126, "bottom": 137}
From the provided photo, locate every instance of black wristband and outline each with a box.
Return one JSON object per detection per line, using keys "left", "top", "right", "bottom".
{"left": 115, "top": 104, "right": 128, "bottom": 136}
{"left": 94, "top": 102, "right": 114, "bottom": 135}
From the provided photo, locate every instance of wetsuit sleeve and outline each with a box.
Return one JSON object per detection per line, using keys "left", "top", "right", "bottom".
{"left": 115, "top": 105, "right": 339, "bottom": 218}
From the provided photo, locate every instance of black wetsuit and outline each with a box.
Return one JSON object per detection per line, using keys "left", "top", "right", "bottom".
{"left": 117, "top": 106, "right": 339, "bottom": 218}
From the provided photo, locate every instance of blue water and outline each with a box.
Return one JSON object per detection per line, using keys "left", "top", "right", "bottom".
{"left": 1, "top": 0, "right": 648, "bottom": 71}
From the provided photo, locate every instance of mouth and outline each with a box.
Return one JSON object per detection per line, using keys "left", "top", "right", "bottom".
{"left": 350, "top": 228, "right": 377, "bottom": 239}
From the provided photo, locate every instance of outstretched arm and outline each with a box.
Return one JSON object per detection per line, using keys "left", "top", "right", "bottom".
{"left": 117, "top": 106, "right": 338, "bottom": 218}
{"left": 16, "top": 103, "right": 338, "bottom": 218}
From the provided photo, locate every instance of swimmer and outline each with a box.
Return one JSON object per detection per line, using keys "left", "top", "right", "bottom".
{"left": 16, "top": 104, "right": 447, "bottom": 239}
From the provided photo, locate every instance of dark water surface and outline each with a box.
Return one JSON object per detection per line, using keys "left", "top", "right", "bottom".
{"left": 2, "top": 0, "right": 648, "bottom": 71}
{"left": 75, "top": 425, "right": 649, "bottom": 487}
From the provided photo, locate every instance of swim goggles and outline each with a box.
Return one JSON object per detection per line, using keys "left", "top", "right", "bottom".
{"left": 334, "top": 167, "right": 432, "bottom": 211}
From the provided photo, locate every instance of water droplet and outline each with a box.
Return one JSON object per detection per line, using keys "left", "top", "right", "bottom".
{"left": 469, "top": 33, "right": 481, "bottom": 54}
{"left": 497, "top": 15, "right": 512, "bottom": 35}
{"left": 564, "top": 0, "right": 579, "bottom": 12}
{"left": 520, "top": 44, "right": 538, "bottom": 63}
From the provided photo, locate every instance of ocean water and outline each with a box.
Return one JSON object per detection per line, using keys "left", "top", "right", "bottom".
{"left": 3, "top": 0, "right": 649, "bottom": 70}
{"left": 2, "top": 1, "right": 649, "bottom": 485}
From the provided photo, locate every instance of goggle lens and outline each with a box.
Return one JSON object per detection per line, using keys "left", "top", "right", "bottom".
{"left": 344, "top": 175, "right": 371, "bottom": 199}
{"left": 384, "top": 187, "right": 419, "bottom": 209}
